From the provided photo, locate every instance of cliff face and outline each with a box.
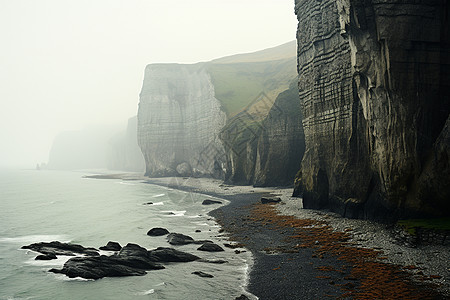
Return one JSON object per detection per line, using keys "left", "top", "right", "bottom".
{"left": 137, "top": 63, "right": 227, "bottom": 178}
{"left": 137, "top": 42, "right": 303, "bottom": 184}
{"left": 294, "top": 0, "right": 450, "bottom": 220}
{"left": 108, "top": 116, "right": 145, "bottom": 172}
{"left": 221, "top": 81, "right": 305, "bottom": 186}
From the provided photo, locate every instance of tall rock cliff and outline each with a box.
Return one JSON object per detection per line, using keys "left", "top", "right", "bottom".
{"left": 137, "top": 63, "right": 227, "bottom": 178}
{"left": 221, "top": 81, "right": 305, "bottom": 186}
{"left": 137, "top": 42, "right": 304, "bottom": 184}
{"left": 294, "top": 0, "right": 450, "bottom": 220}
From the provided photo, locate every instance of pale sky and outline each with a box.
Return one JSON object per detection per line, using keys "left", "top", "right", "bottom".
{"left": 0, "top": 0, "right": 297, "bottom": 168}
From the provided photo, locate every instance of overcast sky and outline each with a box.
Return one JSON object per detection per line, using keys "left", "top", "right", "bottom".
{"left": 0, "top": 0, "right": 297, "bottom": 168}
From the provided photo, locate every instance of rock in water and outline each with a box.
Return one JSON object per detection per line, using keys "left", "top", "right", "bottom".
{"left": 147, "top": 228, "right": 170, "bottom": 236}
{"left": 35, "top": 253, "right": 57, "bottom": 260}
{"left": 99, "top": 241, "right": 122, "bottom": 251}
{"left": 202, "top": 199, "right": 222, "bottom": 205}
{"left": 49, "top": 256, "right": 151, "bottom": 280}
{"left": 192, "top": 271, "right": 214, "bottom": 278}
{"left": 22, "top": 241, "right": 99, "bottom": 257}
{"left": 148, "top": 247, "right": 200, "bottom": 262}
{"left": 197, "top": 242, "right": 224, "bottom": 252}
{"left": 166, "top": 233, "right": 195, "bottom": 245}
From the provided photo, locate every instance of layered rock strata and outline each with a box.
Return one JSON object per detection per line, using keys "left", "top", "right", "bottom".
{"left": 138, "top": 63, "right": 227, "bottom": 178}
{"left": 294, "top": 0, "right": 450, "bottom": 220}
{"left": 221, "top": 81, "right": 305, "bottom": 186}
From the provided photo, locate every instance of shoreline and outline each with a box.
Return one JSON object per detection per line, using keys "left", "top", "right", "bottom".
{"left": 87, "top": 173, "right": 449, "bottom": 299}
{"left": 143, "top": 176, "right": 450, "bottom": 299}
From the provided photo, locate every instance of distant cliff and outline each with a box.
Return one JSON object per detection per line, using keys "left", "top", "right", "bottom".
{"left": 137, "top": 63, "right": 227, "bottom": 178}
{"left": 108, "top": 116, "right": 145, "bottom": 172}
{"left": 294, "top": 0, "right": 450, "bottom": 220}
{"left": 137, "top": 41, "right": 305, "bottom": 184}
{"left": 48, "top": 125, "right": 121, "bottom": 170}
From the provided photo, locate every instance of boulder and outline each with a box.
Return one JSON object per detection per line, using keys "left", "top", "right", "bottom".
{"left": 99, "top": 241, "right": 122, "bottom": 251}
{"left": 148, "top": 247, "right": 200, "bottom": 262}
{"left": 202, "top": 199, "right": 222, "bottom": 205}
{"left": 260, "top": 197, "right": 281, "bottom": 204}
{"left": 197, "top": 242, "right": 224, "bottom": 252}
{"left": 147, "top": 228, "right": 170, "bottom": 236}
{"left": 49, "top": 255, "right": 153, "bottom": 280}
{"left": 22, "top": 241, "right": 99, "bottom": 257}
{"left": 192, "top": 271, "right": 214, "bottom": 278}
{"left": 35, "top": 253, "right": 57, "bottom": 260}
{"left": 167, "top": 233, "right": 195, "bottom": 245}
{"left": 176, "top": 162, "right": 192, "bottom": 177}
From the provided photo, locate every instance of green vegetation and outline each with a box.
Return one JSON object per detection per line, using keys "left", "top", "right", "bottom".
{"left": 206, "top": 56, "right": 297, "bottom": 117}
{"left": 397, "top": 218, "right": 450, "bottom": 235}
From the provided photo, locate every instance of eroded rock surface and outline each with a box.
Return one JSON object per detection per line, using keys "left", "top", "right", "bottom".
{"left": 137, "top": 63, "right": 227, "bottom": 178}
{"left": 294, "top": 0, "right": 450, "bottom": 220}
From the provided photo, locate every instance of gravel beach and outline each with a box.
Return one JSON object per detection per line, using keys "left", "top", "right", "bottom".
{"left": 140, "top": 176, "right": 449, "bottom": 299}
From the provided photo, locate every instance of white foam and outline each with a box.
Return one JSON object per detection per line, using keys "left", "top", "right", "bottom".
{"left": 25, "top": 255, "right": 72, "bottom": 267}
{"left": 152, "top": 202, "right": 164, "bottom": 206}
{"left": 118, "top": 182, "right": 136, "bottom": 186}
{"left": 151, "top": 193, "right": 165, "bottom": 198}
{"left": 136, "top": 289, "right": 155, "bottom": 295}
{"left": 162, "top": 210, "right": 186, "bottom": 217}
{"left": 0, "top": 235, "right": 70, "bottom": 244}
{"left": 52, "top": 273, "right": 94, "bottom": 281}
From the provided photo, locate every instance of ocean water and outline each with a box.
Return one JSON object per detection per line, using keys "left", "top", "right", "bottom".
{"left": 0, "top": 170, "right": 253, "bottom": 300}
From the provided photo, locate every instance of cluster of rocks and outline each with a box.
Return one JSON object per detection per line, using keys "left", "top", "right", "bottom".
{"left": 22, "top": 227, "right": 227, "bottom": 280}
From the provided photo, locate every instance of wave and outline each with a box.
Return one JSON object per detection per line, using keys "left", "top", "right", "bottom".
{"left": 136, "top": 289, "right": 155, "bottom": 295}
{"left": 151, "top": 193, "right": 165, "bottom": 198}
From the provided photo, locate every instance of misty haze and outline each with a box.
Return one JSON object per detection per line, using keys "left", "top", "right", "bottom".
{"left": 1, "top": 1, "right": 449, "bottom": 299}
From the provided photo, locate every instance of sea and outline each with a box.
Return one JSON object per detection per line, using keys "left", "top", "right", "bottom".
{"left": 0, "top": 169, "right": 254, "bottom": 300}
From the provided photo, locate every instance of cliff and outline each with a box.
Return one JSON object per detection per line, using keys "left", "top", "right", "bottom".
{"left": 48, "top": 125, "right": 121, "bottom": 170}
{"left": 137, "top": 42, "right": 304, "bottom": 183}
{"left": 137, "top": 63, "right": 227, "bottom": 178}
{"left": 107, "top": 116, "right": 145, "bottom": 172}
{"left": 294, "top": 0, "right": 450, "bottom": 220}
{"left": 221, "top": 81, "right": 305, "bottom": 186}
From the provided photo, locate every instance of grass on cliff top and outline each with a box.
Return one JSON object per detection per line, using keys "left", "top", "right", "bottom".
{"left": 397, "top": 218, "right": 450, "bottom": 235}
{"left": 207, "top": 57, "right": 296, "bottom": 117}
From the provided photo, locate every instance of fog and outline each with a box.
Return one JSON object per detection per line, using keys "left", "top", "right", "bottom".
{"left": 0, "top": 0, "right": 297, "bottom": 168}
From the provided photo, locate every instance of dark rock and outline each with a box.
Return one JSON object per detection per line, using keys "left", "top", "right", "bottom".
{"left": 235, "top": 295, "right": 250, "bottom": 300}
{"left": 99, "top": 241, "right": 122, "bottom": 251}
{"left": 197, "top": 242, "right": 224, "bottom": 252}
{"left": 147, "top": 228, "right": 170, "bottom": 236}
{"left": 36, "top": 253, "right": 57, "bottom": 260}
{"left": 167, "top": 233, "right": 195, "bottom": 245}
{"left": 192, "top": 271, "right": 214, "bottom": 278}
{"left": 143, "top": 202, "right": 153, "bottom": 205}
{"left": 166, "top": 233, "right": 212, "bottom": 245}
{"left": 260, "top": 197, "right": 281, "bottom": 204}
{"left": 294, "top": 0, "right": 450, "bottom": 220}
{"left": 199, "top": 259, "right": 228, "bottom": 264}
{"left": 49, "top": 243, "right": 167, "bottom": 280}
{"left": 22, "top": 241, "right": 99, "bottom": 257}
{"left": 202, "top": 199, "right": 222, "bottom": 205}
{"left": 49, "top": 255, "right": 152, "bottom": 280}
{"left": 147, "top": 247, "right": 200, "bottom": 262}
{"left": 195, "top": 230, "right": 201, "bottom": 233}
